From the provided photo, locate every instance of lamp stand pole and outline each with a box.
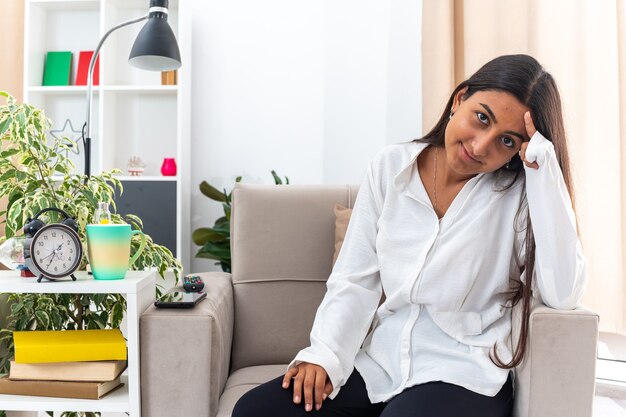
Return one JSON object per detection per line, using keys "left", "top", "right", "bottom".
{"left": 84, "top": 14, "right": 148, "bottom": 178}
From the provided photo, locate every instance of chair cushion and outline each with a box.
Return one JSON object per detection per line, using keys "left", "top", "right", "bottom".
{"left": 217, "top": 364, "right": 286, "bottom": 417}
{"left": 332, "top": 204, "right": 352, "bottom": 266}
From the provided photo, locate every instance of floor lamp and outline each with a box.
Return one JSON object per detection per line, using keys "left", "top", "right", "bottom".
{"left": 84, "top": 0, "right": 182, "bottom": 178}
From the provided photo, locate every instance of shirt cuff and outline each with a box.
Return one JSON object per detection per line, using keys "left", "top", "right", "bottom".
{"left": 523, "top": 131, "right": 552, "bottom": 166}
{"left": 288, "top": 349, "right": 345, "bottom": 400}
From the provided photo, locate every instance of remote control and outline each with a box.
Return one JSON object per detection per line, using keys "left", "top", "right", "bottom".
{"left": 183, "top": 275, "right": 205, "bottom": 292}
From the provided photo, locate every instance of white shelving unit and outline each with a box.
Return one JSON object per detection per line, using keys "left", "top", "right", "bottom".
{"left": 23, "top": 0, "right": 192, "bottom": 272}
{"left": 0, "top": 270, "right": 156, "bottom": 416}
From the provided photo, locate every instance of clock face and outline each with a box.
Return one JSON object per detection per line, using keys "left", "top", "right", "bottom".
{"left": 30, "top": 224, "right": 83, "bottom": 279}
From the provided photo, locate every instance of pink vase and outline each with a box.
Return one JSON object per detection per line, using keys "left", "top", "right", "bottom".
{"left": 161, "top": 158, "right": 177, "bottom": 176}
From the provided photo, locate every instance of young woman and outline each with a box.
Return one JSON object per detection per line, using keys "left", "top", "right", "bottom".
{"left": 232, "top": 54, "right": 586, "bottom": 417}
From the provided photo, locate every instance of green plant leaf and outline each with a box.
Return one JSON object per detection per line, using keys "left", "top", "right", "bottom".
{"left": 192, "top": 227, "right": 226, "bottom": 245}
{"left": 93, "top": 294, "right": 106, "bottom": 305}
{"left": 110, "top": 302, "right": 124, "bottom": 327}
{"left": 271, "top": 170, "right": 282, "bottom": 184}
{"left": 212, "top": 221, "right": 230, "bottom": 235}
{"left": 0, "top": 118, "right": 10, "bottom": 137}
{"left": 196, "top": 241, "right": 231, "bottom": 261}
{"left": 199, "top": 181, "right": 227, "bottom": 202}
{"left": 0, "top": 148, "right": 19, "bottom": 158}
{"left": 124, "top": 214, "right": 143, "bottom": 230}
{"left": 50, "top": 311, "right": 63, "bottom": 329}
{"left": 35, "top": 310, "right": 50, "bottom": 329}
{"left": 214, "top": 216, "right": 229, "bottom": 227}
{"left": 53, "top": 162, "right": 68, "bottom": 174}
{"left": 80, "top": 189, "right": 97, "bottom": 207}
{"left": 10, "top": 302, "right": 23, "bottom": 315}
{"left": 16, "top": 315, "right": 29, "bottom": 331}
{"left": 222, "top": 203, "right": 231, "bottom": 220}
{"left": 80, "top": 295, "right": 91, "bottom": 307}
{"left": 8, "top": 202, "right": 22, "bottom": 229}
{"left": 98, "top": 311, "right": 108, "bottom": 323}
{"left": 14, "top": 170, "right": 27, "bottom": 181}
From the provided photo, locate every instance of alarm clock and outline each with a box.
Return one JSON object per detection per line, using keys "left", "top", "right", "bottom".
{"left": 23, "top": 208, "right": 83, "bottom": 283}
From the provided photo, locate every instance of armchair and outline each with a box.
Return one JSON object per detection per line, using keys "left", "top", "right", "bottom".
{"left": 140, "top": 183, "right": 598, "bottom": 417}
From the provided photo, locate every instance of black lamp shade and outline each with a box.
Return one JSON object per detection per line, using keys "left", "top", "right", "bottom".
{"left": 129, "top": 17, "right": 181, "bottom": 71}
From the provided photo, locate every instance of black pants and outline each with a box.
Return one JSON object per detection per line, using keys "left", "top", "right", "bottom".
{"left": 232, "top": 370, "right": 514, "bottom": 417}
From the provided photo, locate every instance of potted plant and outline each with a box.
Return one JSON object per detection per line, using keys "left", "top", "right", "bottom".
{"left": 193, "top": 171, "right": 289, "bottom": 272}
{"left": 0, "top": 92, "right": 181, "bottom": 416}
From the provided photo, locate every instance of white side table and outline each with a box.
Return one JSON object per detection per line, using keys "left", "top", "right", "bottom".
{"left": 0, "top": 270, "right": 156, "bottom": 417}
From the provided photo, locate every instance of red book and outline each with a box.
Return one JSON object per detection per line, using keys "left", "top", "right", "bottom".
{"left": 75, "top": 51, "right": 99, "bottom": 85}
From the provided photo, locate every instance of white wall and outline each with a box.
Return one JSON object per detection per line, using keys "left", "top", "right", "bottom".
{"left": 188, "top": 0, "right": 423, "bottom": 273}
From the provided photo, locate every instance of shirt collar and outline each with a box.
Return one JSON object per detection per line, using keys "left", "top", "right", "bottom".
{"left": 392, "top": 141, "right": 429, "bottom": 193}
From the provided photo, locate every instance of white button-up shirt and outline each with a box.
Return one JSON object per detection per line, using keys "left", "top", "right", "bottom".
{"left": 290, "top": 132, "right": 587, "bottom": 402}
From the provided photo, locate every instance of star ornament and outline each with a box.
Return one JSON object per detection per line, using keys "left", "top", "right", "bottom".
{"left": 49, "top": 118, "right": 83, "bottom": 155}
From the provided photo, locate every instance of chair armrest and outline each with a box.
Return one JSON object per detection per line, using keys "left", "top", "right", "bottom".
{"left": 513, "top": 303, "right": 599, "bottom": 417}
{"left": 140, "top": 272, "right": 234, "bottom": 417}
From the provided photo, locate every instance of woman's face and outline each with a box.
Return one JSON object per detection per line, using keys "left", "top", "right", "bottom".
{"left": 444, "top": 88, "right": 530, "bottom": 177}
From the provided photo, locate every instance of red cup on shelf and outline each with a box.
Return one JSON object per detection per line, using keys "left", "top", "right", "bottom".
{"left": 161, "top": 158, "right": 177, "bottom": 176}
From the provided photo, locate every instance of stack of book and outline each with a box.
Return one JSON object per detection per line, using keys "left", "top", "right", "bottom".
{"left": 0, "top": 329, "right": 127, "bottom": 400}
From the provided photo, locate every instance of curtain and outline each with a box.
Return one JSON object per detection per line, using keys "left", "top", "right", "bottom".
{"left": 0, "top": 0, "right": 24, "bottom": 103}
{"left": 422, "top": 0, "right": 626, "bottom": 334}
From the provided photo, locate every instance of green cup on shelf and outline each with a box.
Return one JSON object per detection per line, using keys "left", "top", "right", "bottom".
{"left": 86, "top": 224, "right": 146, "bottom": 280}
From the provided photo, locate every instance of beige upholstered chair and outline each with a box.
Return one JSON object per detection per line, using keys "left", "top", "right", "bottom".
{"left": 140, "top": 183, "right": 599, "bottom": 417}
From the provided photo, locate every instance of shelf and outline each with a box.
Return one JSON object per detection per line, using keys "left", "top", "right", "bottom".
{"left": 28, "top": 0, "right": 101, "bottom": 11}
{"left": 102, "top": 92, "right": 177, "bottom": 175}
{"left": 28, "top": 86, "right": 97, "bottom": 93}
{"left": 102, "top": 2, "right": 179, "bottom": 86}
{"left": 0, "top": 269, "right": 156, "bottom": 416}
{"left": 107, "top": 0, "right": 178, "bottom": 9}
{"left": 50, "top": 175, "right": 179, "bottom": 182}
{"left": 25, "top": 93, "right": 99, "bottom": 177}
{"left": 18, "top": 1, "right": 191, "bottom": 413}
{"left": 0, "top": 270, "right": 155, "bottom": 294}
{"left": 24, "top": 0, "right": 191, "bottom": 275}
{"left": 28, "top": 86, "right": 177, "bottom": 93}
{"left": 115, "top": 175, "right": 179, "bottom": 181}
{"left": 104, "top": 85, "right": 178, "bottom": 93}
{"left": 0, "top": 375, "right": 129, "bottom": 412}
{"left": 26, "top": 2, "right": 101, "bottom": 87}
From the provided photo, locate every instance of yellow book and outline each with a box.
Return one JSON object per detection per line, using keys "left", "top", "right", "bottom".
{"left": 13, "top": 329, "right": 127, "bottom": 364}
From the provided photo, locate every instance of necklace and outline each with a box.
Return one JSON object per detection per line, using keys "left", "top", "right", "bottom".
{"left": 433, "top": 147, "right": 438, "bottom": 213}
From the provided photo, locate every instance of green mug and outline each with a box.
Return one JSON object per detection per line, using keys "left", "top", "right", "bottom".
{"left": 86, "top": 224, "right": 146, "bottom": 280}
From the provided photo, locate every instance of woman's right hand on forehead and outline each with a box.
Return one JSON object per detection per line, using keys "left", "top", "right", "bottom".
{"left": 520, "top": 112, "right": 540, "bottom": 170}
{"left": 282, "top": 362, "right": 334, "bottom": 412}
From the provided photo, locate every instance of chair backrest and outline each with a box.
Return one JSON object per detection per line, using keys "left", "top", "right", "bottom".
{"left": 230, "top": 183, "right": 359, "bottom": 372}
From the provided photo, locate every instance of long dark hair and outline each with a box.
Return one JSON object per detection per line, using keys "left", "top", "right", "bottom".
{"left": 415, "top": 54, "right": 575, "bottom": 368}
